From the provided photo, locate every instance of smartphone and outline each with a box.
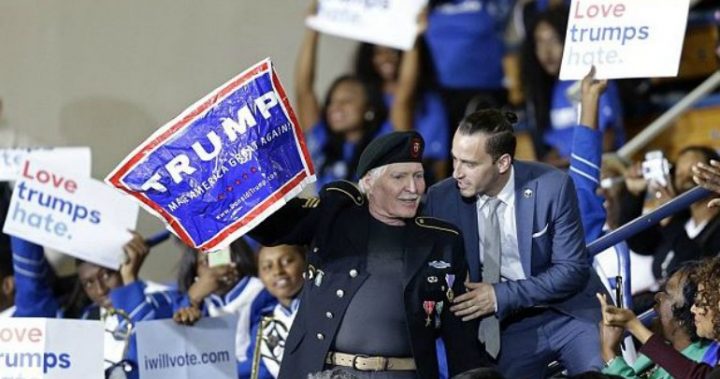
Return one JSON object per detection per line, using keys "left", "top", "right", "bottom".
{"left": 208, "top": 247, "right": 232, "bottom": 267}
{"left": 615, "top": 275, "right": 624, "bottom": 308}
{"left": 641, "top": 150, "right": 671, "bottom": 188}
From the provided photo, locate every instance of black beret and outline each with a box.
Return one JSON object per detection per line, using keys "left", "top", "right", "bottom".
{"left": 356, "top": 131, "right": 424, "bottom": 178}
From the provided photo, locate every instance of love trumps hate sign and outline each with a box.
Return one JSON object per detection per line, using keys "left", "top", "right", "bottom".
{"left": 559, "top": 0, "right": 689, "bottom": 80}
{"left": 3, "top": 157, "right": 139, "bottom": 269}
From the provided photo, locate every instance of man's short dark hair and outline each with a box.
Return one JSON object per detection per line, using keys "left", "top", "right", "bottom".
{"left": 456, "top": 109, "right": 517, "bottom": 162}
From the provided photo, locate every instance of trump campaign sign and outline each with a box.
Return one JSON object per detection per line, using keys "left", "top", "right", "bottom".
{"left": 106, "top": 59, "right": 315, "bottom": 252}
{"left": 559, "top": 0, "right": 689, "bottom": 80}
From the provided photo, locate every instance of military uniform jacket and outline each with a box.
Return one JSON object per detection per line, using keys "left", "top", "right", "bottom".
{"left": 250, "top": 181, "right": 488, "bottom": 378}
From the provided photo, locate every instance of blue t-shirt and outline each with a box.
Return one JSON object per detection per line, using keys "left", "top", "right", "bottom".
{"left": 544, "top": 80, "right": 625, "bottom": 158}
{"left": 425, "top": 0, "right": 512, "bottom": 89}
{"left": 379, "top": 92, "right": 449, "bottom": 160}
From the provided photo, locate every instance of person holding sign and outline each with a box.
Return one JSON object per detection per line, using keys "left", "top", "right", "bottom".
{"left": 239, "top": 244, "right": 306, "bottom": 379}
{"left": 250, "top": 131, "right": 488, "bottom": 378}
{"left": 10, "top": 233, "right": 174, "bottom": 379}
{"left": 521, "top": 6, "right": 625, "bottom": 168}
{"left": 353, "top": 16, "right": 451, "bottom": 181}
{"left": 296, "top": 2, "right": 388, "bottom": 189}
{"left": 172, "top": 238, "right": 276, "bottom": 369}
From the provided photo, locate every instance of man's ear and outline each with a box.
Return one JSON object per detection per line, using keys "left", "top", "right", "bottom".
{"left": 496, "top": 153, "right": 512, "bottom": 174}
{"left": 360, "top": 175, "right": 373, "bottom": 195}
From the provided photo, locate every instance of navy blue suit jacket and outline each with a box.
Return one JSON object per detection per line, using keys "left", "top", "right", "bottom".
{"left": 424, "top": 160, "right": 604, "bottom": 323}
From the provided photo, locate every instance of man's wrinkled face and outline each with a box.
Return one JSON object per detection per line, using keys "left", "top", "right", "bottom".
{"left": 365, "top": 162, "right": 425, "bottom": 222}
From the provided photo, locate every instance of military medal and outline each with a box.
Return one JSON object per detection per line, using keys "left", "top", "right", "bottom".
{"left": 423, "top": 301, "right": 436, "bottom": 327}
{"left": 435, "top": 301, "right": 444, "bottom": 328}
{"left": 314, "top": 270, "right": 324, "bottom": 287}
{"left": 445, "top": 274, "right": 455, "bottom": 302}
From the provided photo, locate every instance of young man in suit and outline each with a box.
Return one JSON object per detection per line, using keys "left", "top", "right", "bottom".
{"left": 425, "top": 108, "right": 606, "bottom": 377}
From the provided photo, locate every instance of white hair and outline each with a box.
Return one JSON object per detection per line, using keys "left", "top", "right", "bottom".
{"left": 358, "top": 165, "right": 388, "bottom": 194}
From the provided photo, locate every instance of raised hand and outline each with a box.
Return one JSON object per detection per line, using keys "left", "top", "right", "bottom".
{"left": 693, "top": 160, "right": 720, "bottom": 208}
{"left": 120, "top": 231, "right": 150, "bottom": 285}
{"left": 187, "top": 255, "right": 238, "bottom": 307}
{"left": 580, "top": 66, "right": 608, "bottom": 130}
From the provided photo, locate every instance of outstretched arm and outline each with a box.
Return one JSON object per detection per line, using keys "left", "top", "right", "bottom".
{"left": 389, "top": 9, "right": 427, "bottom": 132}
{"left": 294, "top": 1, "right": 321, "bottom": 131}
{"left": 569, "top": 66, "right": 608, "bottom": 244}
{"left": 11, "top": 237, "right": 60, "bottom": 317}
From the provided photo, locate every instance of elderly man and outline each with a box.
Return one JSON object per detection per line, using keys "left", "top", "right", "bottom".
{"left": 250, "top": 131, "right": 487, "bottom": 378}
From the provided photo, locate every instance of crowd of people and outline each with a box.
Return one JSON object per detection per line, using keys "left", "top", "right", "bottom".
{"left": 1, "top": 0, "right": 720, "bottom": 378}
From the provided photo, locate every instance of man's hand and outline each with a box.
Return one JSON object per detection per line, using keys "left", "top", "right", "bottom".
{"left": 694, "top": 160, "right": 720, "bottom": 208}
{"left": 120, "top": 231, "right": 150, "bottom": 285}
{"left": 450, "top": 281, "right": 496, "bottom": 321}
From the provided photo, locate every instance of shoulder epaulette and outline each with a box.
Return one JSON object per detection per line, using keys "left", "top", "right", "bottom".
{"left": 323, "top": 180, "right": 364, "bottom": 206}
{"left": 415, "top": 216, "right": 459, "bottom": 236}
{"left": 302, "top": 197, "right": 320, "bottom": 208}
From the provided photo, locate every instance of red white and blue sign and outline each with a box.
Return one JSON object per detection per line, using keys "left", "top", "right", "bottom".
{"left": 106, "top": 59, "right": 315, "bottom": 251}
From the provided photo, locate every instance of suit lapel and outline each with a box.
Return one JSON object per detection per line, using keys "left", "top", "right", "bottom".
{"left": 514, "top": 162, "right": 536, "bottom": 276}
{"left": 459, "top": 193, "right": 481, "bottom": 282}
{"left": 403, "top": 220, "right": 433, "bottom": 289}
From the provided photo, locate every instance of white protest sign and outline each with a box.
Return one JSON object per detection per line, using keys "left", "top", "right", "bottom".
{"left": 2, "top": 157, "right": 139, "bottom": 269}
{"left": 0, "top": 318, "right": 104, "bottom": 379}
{"left": 306, "top": 0, "right": 427, "bottom": 50}
{"left": 136, "top": 314, "right": 238, "bottom": 379}
{"left": 559, "top": 0, "right": 690, "bottom": 80}
{"left": 0, "top": 147, "right": 91, "bottom": 181}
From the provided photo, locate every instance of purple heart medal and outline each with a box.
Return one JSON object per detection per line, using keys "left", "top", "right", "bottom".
{"left": 445, "top": 274, "right": 456, "bottom": 302}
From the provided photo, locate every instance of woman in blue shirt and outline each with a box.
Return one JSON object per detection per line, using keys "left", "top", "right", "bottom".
{"left": 295, "top": 7, "right": 387, "bottom": 190}
{"left": 522, "top": 6, "right": 625, "bottom": 168}
{"left": 354, "top": 35, "right": 450, "bottom": 181}
{"left": 239, "top": 244, "right": 306, "bottom": 379}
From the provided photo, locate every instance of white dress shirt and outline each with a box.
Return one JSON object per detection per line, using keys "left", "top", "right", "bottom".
{"left": 476, "top": 167, "right": 525, "bottom": 281}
